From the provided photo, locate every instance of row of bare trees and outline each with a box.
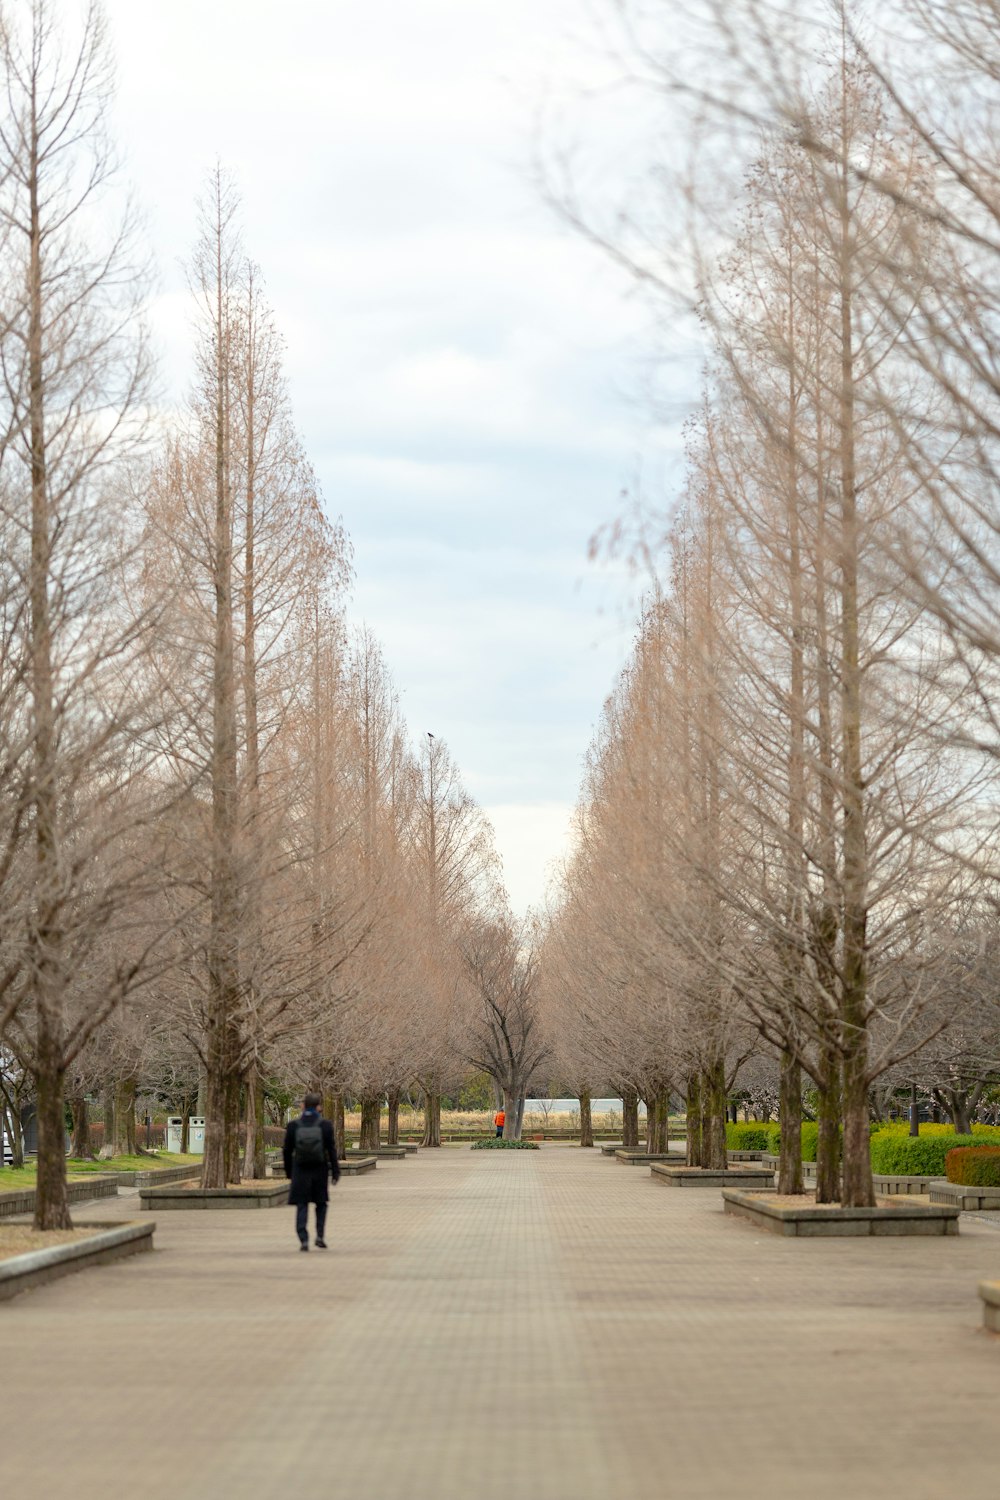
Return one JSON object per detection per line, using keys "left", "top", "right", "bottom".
{"left": 540, "top": 4, "right": 1000, "bottom": 1206}
{"left": 0, "top": 1, "right": 526, "bottom": 1227}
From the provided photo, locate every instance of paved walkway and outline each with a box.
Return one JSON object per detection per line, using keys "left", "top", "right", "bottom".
{"left": 3, "top": 1148, "right": 1000, "bottom": 1499}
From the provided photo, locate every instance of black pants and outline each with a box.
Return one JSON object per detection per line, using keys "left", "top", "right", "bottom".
{"left": 496, "top": 1126, "right": 503, "bottom": 1137}
{"left": 296, "top": 1201, "right": 327, "bottom": 1243}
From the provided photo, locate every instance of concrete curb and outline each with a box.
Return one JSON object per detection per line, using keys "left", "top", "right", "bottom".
{"left": 0, "top": 1220, "right": 154, "bottom": 1302}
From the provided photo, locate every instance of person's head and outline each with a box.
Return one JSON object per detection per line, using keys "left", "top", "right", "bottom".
{"left": 303, "top": 1091, "right": 321, "bottom": 1112}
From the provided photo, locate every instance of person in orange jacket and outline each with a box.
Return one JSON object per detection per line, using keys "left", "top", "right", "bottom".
{"left": 494, "top": 1108, "right": 505, "bottom": 1139}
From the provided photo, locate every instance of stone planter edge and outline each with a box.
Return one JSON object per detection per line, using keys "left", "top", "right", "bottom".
{"left": 721, "top": 1187, "right": 960, "bottom": 1237}
{"left": 0, "top": 1220, "right": 154, "bottom": 1302}
{"left": 979, "top": 1280, "right": 1000, "bottom": 1333}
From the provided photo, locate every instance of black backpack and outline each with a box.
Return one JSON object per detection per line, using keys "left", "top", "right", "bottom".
{"left": 294, "top": 1119, "right": 326, "bottom": 1169}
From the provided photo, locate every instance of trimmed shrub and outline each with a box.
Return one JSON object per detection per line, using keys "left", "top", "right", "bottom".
{"left": 870, "top": 1129, "right": 1000, "bottom": 1176}
{"left": 471, "top": 1138, "right": 539, "bottom": 1150}
{"left": 765, "top": 1122, "right": 820, "bottom": 1161}
{"left": 724, "top": 1123, "right": 772, "bottom": 1150}
{"left": 945, "top": 1147, "right": 1000, "bottom": 1187}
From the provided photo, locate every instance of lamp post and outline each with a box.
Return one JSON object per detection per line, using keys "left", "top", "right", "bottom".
{"left": 909, "top": 1081, "right": 919, "bottom": 1137}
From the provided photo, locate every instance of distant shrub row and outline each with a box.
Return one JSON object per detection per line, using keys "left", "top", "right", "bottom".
{"left": 945, "top": 1146, "right": 1000, "bottom": 1187}
{"left": 870, "top": 1128, "right": 1000, "bottom": 1176}
{"left": 471, "top": 1138, "right": 539, "bottom": 1150}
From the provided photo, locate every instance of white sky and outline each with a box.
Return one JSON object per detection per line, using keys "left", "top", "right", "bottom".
{"left": 105, "top": 0, "right": 689, "bottom": 915}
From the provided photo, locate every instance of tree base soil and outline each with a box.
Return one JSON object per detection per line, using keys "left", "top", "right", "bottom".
{"left": 722, "top": 1188, "right": 961, "bottom": 1236}
{"left": 0, "top": 1225, "right": 100, "bottom": 1262}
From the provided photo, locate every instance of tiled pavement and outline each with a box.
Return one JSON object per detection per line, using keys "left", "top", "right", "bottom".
{"left": 3, "top": 1147, "right": 1000, "bottom": 1500}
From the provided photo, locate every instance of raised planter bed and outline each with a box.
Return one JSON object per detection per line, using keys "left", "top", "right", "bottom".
{"left": 347, "top": 1146, "right": 408, "bottom": 1159}
{"left": 0, "top": 1220, "right": 154, "bottom": 1302}
{"left": 652, "top": 1164, "right": 776, "bottom": 1189}
{"left": 270, "top": 1157, "right": 377, "bottom": 1178}
{"left": 0, "top": 1174, "right": 119, "bottom": 1220}
{"left": 728, "top": 1150, "right": 767, "bottom": 1162}
{"left": 615, "top": 1150, "right": 681, "bottom": 1166}
{"left": 140, "top": 1181, "right": 290, "bottom": 1210}
{"left": 721, "top": 1188, "right": 960, "bottom": 1237}
{"left": 110, "top": 1164, "right": 203, "bottom": 1189}
{"left": 979, "top": 1281, "right": 1000, "bottom": 1333}
{"left": 928, "top": 1181, "right": 1000, "bottom": 1212}
{"left": 338, "top": 1156, "right": 377, "bottom": 1175}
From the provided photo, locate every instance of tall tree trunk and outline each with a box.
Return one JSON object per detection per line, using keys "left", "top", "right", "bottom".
{"left": 778, "top": 1050, "right": 803, "bottom": 1195}
{"left": 203, "top": 173, "right": 241, "bottom": 1193}
{"left": 622, "top": 1086, "right": 640, "bottom": 1150}
{"left": 578, "top": 1089, "right": 593, "bottom": 1147}
{"left": 242, "top": 1064, "right": 266, "bottom": 1178}
{"left": 686, "top": 1072, "right": 702, "bottom": 1167}
{"left": 33, "top": 1015, "right": 70, "bottom": 1230}
{"left": 815, "top": 1065, "right": 842, "bottom": 1204}
{"left": 422, "top": 1092, "right": 441, "bottom": 1147}
{"left": 113, "top": 1075, "right": 137, "bottom": 1156}
{"left": 501, "top": 1086, "right": 524, "bottom": 1141}
{"left": 323, "top": 1090, "right": 346, "bottom": 1160}
{"left": 841, "top": 1045, "right": 873, "bottom": 1208}
{"left": 70, "top": 1095, "right": 92, "bottom": 1160}
{"left": 835, "top": 74, "right": 873, "bottom": 1212}
{"left": 698, "top": 1070, "right": 713, "bottom": 1166}
{"left": 386, "top": 1090, "right": 400, "bottom": 1146}
{"left": 359, "top": 1094, "right": 381, "bottom": 1152}
{"left": 2, "top": 1102, "right": 24, "bottom": 1168}
{"left": 27, "top": 92, "right": 69, "bottom": 1233}
{"left": 652, "top": 1088, "right": 670, "bottom": 1154}
{"left": 705, "top": 1058, "right": 728, "bottom": 1170}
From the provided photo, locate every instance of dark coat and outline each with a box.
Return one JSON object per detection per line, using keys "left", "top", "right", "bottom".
{"left": 283, "top": 1113, "right": 340, "bottom": 1206}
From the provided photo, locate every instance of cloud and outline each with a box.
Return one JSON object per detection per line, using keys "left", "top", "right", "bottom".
{"left": 104, "top": 0, "right": 695, "bottom": 917}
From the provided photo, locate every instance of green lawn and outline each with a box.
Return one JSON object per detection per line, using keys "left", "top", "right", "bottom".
{"left": 0, "top": 1152, "right": 202, "bottom": 1189}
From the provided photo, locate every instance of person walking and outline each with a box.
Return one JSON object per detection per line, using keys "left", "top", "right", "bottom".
{"left": 494, "top": 1108, "right": 505, "bottom": 1139}
{"left": 283, "top": 1092, "right": 339, "bottom": 1251}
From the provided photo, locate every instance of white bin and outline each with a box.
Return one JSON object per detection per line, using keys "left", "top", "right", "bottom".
{"left": 165, "top": 1116, "right": 184, "bottom": 1153}
{"left": 188, "top": 1116, "right": 205, "bottom": 1155}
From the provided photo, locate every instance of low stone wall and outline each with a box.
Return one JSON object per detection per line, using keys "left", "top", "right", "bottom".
{"left": 872, "top": 1174, "right": 941, "bottom": 1196}
{"left": 0, "top": 1175, "right": 119, "bottom": 1220}
{"left": 652, "top": 1164, "right": 776, "bottom": 1189}
{"left": 929, "top": 1181, "right": 1000, "bottom": 1212}
{"left": 979, "top": 1281, "right": 1000, "bottom": 1333}
{"left": 0, "top": 1220, "right": 154, "bottom": 1303}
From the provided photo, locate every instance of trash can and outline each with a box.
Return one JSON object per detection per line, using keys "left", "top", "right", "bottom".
{"left": 188, "top": 1116, "right": 205, "bottom": 1155}
{"left": 165, "top": 1116, "right": 184, "bottom": 1153}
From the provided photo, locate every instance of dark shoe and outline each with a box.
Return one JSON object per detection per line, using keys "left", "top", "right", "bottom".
{"left": 299, "top": 1241, "right": 309, "bottom": 1252}
{"left": 315, "top": 1238, "right": 327, "bottom": 1249}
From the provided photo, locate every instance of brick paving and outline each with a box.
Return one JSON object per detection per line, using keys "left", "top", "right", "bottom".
{"left": 3, "top": 1147, "right": 1000, "bottom": 1499}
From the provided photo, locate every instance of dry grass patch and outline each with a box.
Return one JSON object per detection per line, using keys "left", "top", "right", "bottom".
{"left": 0, "top": 1225, "right": 102, "bottom": 1263}
{"left": 747, "top": 1192, "right": 918, "bottom": 1211}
